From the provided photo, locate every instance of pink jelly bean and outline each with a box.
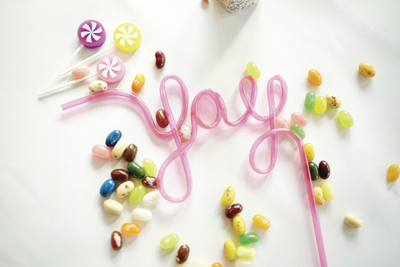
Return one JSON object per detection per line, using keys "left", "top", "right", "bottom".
{"left": 291, "top": 112, "right": 307, "bottom": 127}
{"left": 72, "top": 66, "right": 90, "bottom": 79}
{"left": 276, "top": 116, "right": 290, "bottom": 129}
{"left": 92, "top": 144, "right": 111, "bottom": 159}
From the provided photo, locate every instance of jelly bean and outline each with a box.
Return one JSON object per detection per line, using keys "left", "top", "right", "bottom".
{"left": 276, "top": 116, "right": 290, "bottom": 129}
{"left": 176, "top": 244, "right": 190, "bottom": 264}
{"left": 100, "top": 179, "right": 117, "bottom": 197}
{"left": 180, "top": 124, "right": 192, "bottom": 143}
{"left": 235, "top": 259, "right": 255, "bottom": 267}
{"left": 88, "top": 80, "right": 108, "bottom": 92}
{"left": 155, "top": 51, "right": 166, "bottom": 69}
{"left": 160, "top": 233, "right": 180, "bottom": 249}
{"left": 105, "top": 130, "right": 122, "bottom": 147}
{"left": 233, "top": 215, "right": 246, "bottom": 235}
{"left": 309, "top": 162, "right": 319, "bottom": 181}
{"left": 246, "top": 62, "right": 261, "bottom": 79}
{"left": 92, "top": 144, "right": 110, "bottom": 159}
{"left": 111, "top": 231, "right": 123, "bottom": 251}
{"left": 344, "top": 213, "right": 362, "bottom": 228}
{"left": 326, "top": 93, "right": 342, "bottom": 109}
{"left": 313, "top": 186, "right": 325, "bottom": 206}
{"left": 314, "top": 96, "right": 327, "bottom": 114}
{"left": 239, "top": 232, "right": 259, "bottom": 246}
{"left": 142, "top": 176, "right": 157, "bottom": 188}
{"left": 191, "top": 260, "right": 209, "bottom": 267}
{"left": 127, "top": 161, "right": 146, "bottom": 179}
{"left": 103, "top": 199, "right": 123, "bottom": 214}
{"left": 387, "top": 164, "right": 400, "bottom": 183}
{"left": 121, "top": 223, "right": 141, "bottom": 235}
{"left": 224, "top": 240, "right": 236, "bottom": 260}
{"left": 290, "top": 123, "right": 305, "bottom": 140}
{"left": 131, "top": 208, "right": 152, "bottom": 221}
{"left": 156, "top": 109, "right": 169, "bottom": 128}
{"left": 338, "top": 110, "right": 354, "bottom": 129}
{"left": 304, "top": 143, "right": 315, "bottom": 161}
{"left": 359, "top": 61, "right": 376, "bottom": 78}
{"left": 129, "top": 185, "right": 147, "bottom": 203}
{"left": 308, "top": 69, "right": 322, "bottom": 86}
{"left": 112, "top": 140, "right": 127, "bottom": 159}
{"left": 225, "top": 203, "right": 243, "bottom": 219}
{"left": 321, "top": 182, "right": 334, "bottom": 200}
{"left": 124, "top": 144, "right": 137, "bottom": 162}
{"left": 252, "top": 214, "right": 270, "bottom": 230}
{"left": 211, "top": 263, "right": 223, "bottom": 267}
{"left": 143, "top": 158, "right": 157, "bottom": 176}
{"left": 318, "top": 160, "right": 330, "bottom": 179}
{"left": 304, "top": 92, "right": 316, "bottom": 111}
{"left": 221, "top": 186, "right": 236, "bottom": 207}
{"left": 143, "top": 190, "right": 161, "bottom": 206}
{"left": 291, "top": 112, "right": 307, "bottom": 127}
{"left": 131, "top": 74, "right": 145, "bottom": 93}
{"left": 236, "top": 246, "right": 256, "bottom": 260}
{"left": 111, "top": 169, "right": 131, "bottom": 182}
{"left": 72, "top": 65, "right": 90, "bottom": 79}
{"left": 116, "top": 181, "right": 135, "bottom": 198}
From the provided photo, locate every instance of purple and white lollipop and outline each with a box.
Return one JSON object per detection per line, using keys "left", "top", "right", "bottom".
{"left": 77, "top": 20, "right": 106, "bottom": 48}
{"left": 97, "top": 55, "right": 126, "bottom": 84}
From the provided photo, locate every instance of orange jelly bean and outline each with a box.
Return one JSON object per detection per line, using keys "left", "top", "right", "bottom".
{"left": 253, "top": 214, "right": 270, "bottom": 230}
{"left": 387, "top": 164, "right": 400, "bottom": 183}
{"left": 211, "top": 263, "right": 222, "bottom": 267}
{"left": 308, "top": 69, "right": 322, "bottom": 86}
{"left": 131, "top": 74, "right": 145, "bottom": 93}
{"left": 121, "top": 223, "right": 141, "bottom": 235}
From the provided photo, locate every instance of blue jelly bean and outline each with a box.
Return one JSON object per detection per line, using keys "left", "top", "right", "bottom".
{"left": 105, "top": 130, "right": 122, "bottom": 147}
{"left": 100, "top": 179, "right": 117, "bottom": 197}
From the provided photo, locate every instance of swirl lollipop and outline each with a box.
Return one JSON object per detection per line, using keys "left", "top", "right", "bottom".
{"left": 59, "top": 22, "right": 142, "bottom": 76}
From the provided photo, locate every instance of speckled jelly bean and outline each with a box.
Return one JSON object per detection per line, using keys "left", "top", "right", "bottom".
{"left": 111, "top": 231, "right": 123, "bottom": 251}
{"left": 309, "top": 162, "right": 319, "bottom": 181}
{"left": 252, "top": 214, "right": 270, "bottom": 230}
{"left": 387, "top": 164, "right": 400, "bottom": 183}
{"left": 129, "top": 185, "right": 147, "bottom": 203}
{"left": 239, "top": 232, "right": 259, "bottom": 246}
{"left": 313, "top": 187, "right": 325, "bottom": 206}
{"left": 304, "top": 92, "right": 316, "bottom": 111}
{"left": 127, "top": 161, "right": 146, "bottom": 179}
{"left": 338, "top": 110, "right": 354, "bottom": 129}
{"left": 156, "top": 109, "right": 169, "bottom": 128}
{"left": 131, "top": 208, "right": 152, "bottom": 221}
{"left": 235, "top": 259, "right": 255, "bottom": 267}
{"left": 321, "top": 182, "right": 334, "bottom": 200}
{"left": 142, "top": 176, "right": 157, "bottom": 188}
{"left": 225, "top": 203, "right": 243, "bottom": 219}
{"left": 304, "top": 143, "right": 315, "bottom": 161}
{"left": 142, "top": 190, "right": 161, "bottom": 206}
{"left": 160, "top": 233, "right": 180, "bottom": 249}
{"left": 100, "top": 179, "right": 117, "bottom": 197}
{"left": 314, "top": 96, "right": 327, "bottom": 114}
{"left": 180, "top": 124, "right": 192, "bottom": 142}
{"left": 124, "top": 144, "right": 137, "bottom": 162}
{"left": 103, "top": 199, "right": 123, "bottom": 214}
{"left": 236, "top": 246, "right": 256, "bottom": 260}
{"left": 319, "top": 160, "right": 330, "bottom": 179}
{"left": 176, "top": 244, "right": 190, "bottom": 264}
{"left": 116, "top": 181, "right": 134, "bottom": 198}
{"left": 221, "top": 187, "right": 236, "bottom": 207}
{"left": 291, "top": 112, "right": 307, "bottom": 127}
{"left": 224, "top": 240, "right": 236, "bottom": 260}
{"left": 92, "top": 144, "right": 111, "bottom": 159}
{"left": 112, "top": 140, "right": 127, "bottom": 159}
{"left": 246, "top": 62, "right": 261, "bottom": 79}
{"left": 105, "top": 130, "right": 122, "bottom": 147}
{"left": 290, "top": 123, "right": 305, "bottom": 139}
{"left": 88, "top": 80, "right": 108, "bottom": 92}
{"left": 121, "top": 223, "right": 141, "bottom": 235}
{"left": 326, "top": 93, "right": 342, "bottom": 109}
{"left": 276, "top": 116, "right": 290, "bottom": 129}
{"left": 308, "top": 69, "right": 322, "bottom": 86}
{"left": 143, "top": 158, "right": 157, "bottom": 176}
{"left": 131, "top": 74, "right": 145, "bottom": 93}
{"left": 344, "top": 213, "right": 362, "bottom": 228}
{"left": 359, "top": 61, "right": 376, "bottom": 78}
{"left": 155, "top": 51, "right": 166, "bottom": 69}
{"left": 233, "top": 215, "right": 246, "bottom": 235}
{"left": 111, "top": 169, "right": 131, "bottom": 182}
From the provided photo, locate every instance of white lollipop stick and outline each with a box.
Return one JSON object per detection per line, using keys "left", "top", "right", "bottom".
{"left": 38, "top": 73, "right": 98, "bottom": 97}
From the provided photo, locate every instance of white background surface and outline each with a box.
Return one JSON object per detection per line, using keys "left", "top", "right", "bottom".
{"left": 1, "top": 0, "right": 400, "bottom": 266}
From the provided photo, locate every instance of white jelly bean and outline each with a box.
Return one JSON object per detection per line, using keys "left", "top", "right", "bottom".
{"left": 235, "top": 259, "right": 256, "bottom": 267}
{"left": 143, "top": 190, "right": 161, "bottom": 206}
{"left": 88, "top": 80, "right": 108, "bottom": 92}
{"left": 116, "top": 181, "right": 134, "bottom": 198}
{"left": 103, "top": 199, "right": 123, "bottom": 214}
{"left": 132, "top": 208, "right": 152, "bottom": 221}
{"left": 112, "top": 140, "right": 127, "bottom": 159}
{"left": 344, "top": 213, "right": 362, "bottom": 228}
{"left": 190, "top": 260, "right": 209, "bottom": 267}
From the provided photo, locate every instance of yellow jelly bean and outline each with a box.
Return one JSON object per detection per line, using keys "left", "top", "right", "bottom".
{"left": 233, "top": 215, "right": 246, "bottom": 235}
{"left": 321, "top": 182, "right": 334, "bottom": 201}
{"left": 304, "top": 143, "right": 315, "bottom": 161}
{"left": 142, "top": 158, "right": 157, "bottom": 176}
{"left": 387, "top": 164, "right": 400, "bottom": 183}
{"left": 314, "top": 96, "right": 327, "bottom": 114}
{"left": 359, "top": 61, "right": 376, "bottom": 78}
{"left": 313, "top": 187, "right": 325, "bottom": 206}
{"left": 236, "top": 246, "right": 256, "bottom": 260}
{"left": 253, "top": 214, "right": 270, "bottom": 230}
{"left": 308, "top": 69, "right": 322, "bottom": 86}
{"left": 131, "top": 74, "right": 145, "bottom": 93}
{"left": 224, "top": 240, "right": 236, "bottom": 260}
{"left": 221, "top": 186, "right": 235, "bottom": 207}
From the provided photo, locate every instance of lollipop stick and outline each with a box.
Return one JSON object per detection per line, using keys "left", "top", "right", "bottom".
{"left": 59, "top": 44, "right": 115, "bottom": 76}
{"left": 38, "top": 73, "right": 98, "bottom": 97}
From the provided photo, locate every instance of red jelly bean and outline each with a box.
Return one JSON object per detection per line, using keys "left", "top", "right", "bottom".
{"left": 155, "top": 51, "right": 166, "bottom": 69}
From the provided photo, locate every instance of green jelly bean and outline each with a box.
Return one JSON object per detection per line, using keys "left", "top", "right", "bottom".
{"left": 239, "top": 232, "right": 259, "bottom": 246}
{"left": 304, "top": 92, "right": 316, "bottom": 110}
{"left": 338, "top": 110, "right": 354, "bottom": 129}
{"left": 309, "top": 162, "right": 319, "bottom": 181}
{"left": 160, "top": 233, "right": 180, "bottom": 249}
{"left": 290, "top": 123, "right": 305, "bottom": 139}
{"left": 246, "top": 62, "right": 261, "bottom": 79}
{"left": 129, "top": 185, "right": 146, "bottom": 203}
{"left": 127, "top": 161, "right": 146, "bottom": 179}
